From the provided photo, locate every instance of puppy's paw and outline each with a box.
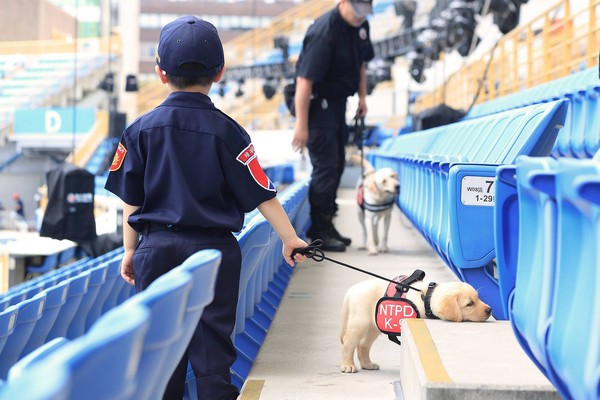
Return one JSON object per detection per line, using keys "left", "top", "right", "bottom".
{"left": 340, "top": 364, "right": 359, "bottom": 373}
{"left": 361, "top": 362, "right": 380, "bottom": 370}
{"left": 367, "top": 247, "right": 378, "bottom": 255}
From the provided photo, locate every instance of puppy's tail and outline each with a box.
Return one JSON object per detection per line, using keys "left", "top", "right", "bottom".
{"left": 348, "top": 153, "right": 375, "bottom": 176}
{"left": 340, "top": 291, "right": 350, "bottom": 344}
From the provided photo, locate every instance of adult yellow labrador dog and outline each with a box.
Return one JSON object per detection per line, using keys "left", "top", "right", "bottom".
{"left": 351, "top": 154, "right": 400, "bottom": 255}
{"left": 339, "top": 278, "right": 492, "bottom": 373}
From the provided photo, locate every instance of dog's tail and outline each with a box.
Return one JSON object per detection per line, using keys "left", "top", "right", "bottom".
{"left": 348, "top": 153, "right": 375, "bottom": 176}
{"left": 340, "top": 291, "right": 350, "bottom": 344}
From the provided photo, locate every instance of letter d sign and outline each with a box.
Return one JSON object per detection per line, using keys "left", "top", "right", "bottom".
{"left": 45, "top": 110, "right": 62, "bottom": 133}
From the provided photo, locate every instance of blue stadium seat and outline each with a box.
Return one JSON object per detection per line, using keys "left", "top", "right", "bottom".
{"left": 13, "top": 283, "right": 45, "bottom": 303}
{"left": 115, "top": 275, "right": 135, "bottom": 307}
{"left": 0, "top": 292, "right": 47, "bottom": 379}
{"left": 494, "top": 164, "right": 519, "bottom": 316}
{"left": 235, "top": 216, "right": 272, "bottom": 336}
{"left": 264, "top": 163, "right": 295, "bottom": 186}
{"left": 369, "top": 100, "right": 569, "bottom": 319}
{"left": 5, "top": 303, "right": 151, "bottom": 400}
{"left": 0, "top": 292, "right": 23, "bottom": 312}
{"left": 20, "top": 280, "right": 70, "bottom": 358}
{"left": 7, "top": 337, "right": 69, "bottom": 381}
{"left": 66, "top": 264, "right": 108, "bottom": 339}
{"left": 45, "top": 271, "right": 91, "bottom": 342}
{"left": 85, "top": 258, "right": 121, "bottom": 331}
{"left": 463, "top": 66, "right": 598, "bottom": 160}
{"left": 57, "top": 247, "right": 76, "bottom": 267}
{"left": 545, "top": 159, "right": 600, "bottom": 400}
{"left": 0, "top": 357, "right": 71, "bottom": 400}
{"left": 2, "top": 291, "right": 27, "bottom": 310}
{"left": 0, "top": 306, "right": 18, "bottom": 362}
{"left": 509, "top": 157, "right": 559, "bottom": 378}
{"left": 25, "top": 252, "right": 59, "bottom": 280}
{"left": 289, "top": 179, "right": 311, "bottom": 239}
{"left": 75, "top": 302, "right": 151, "bottom": 399}
{"left": 230, "top": 212, "right": 295, "bottom": 388}
{"left": 124, "top": 271, "right": 193, "bottom": 400}
{"left": 584, "top": 81, "right": 600, "bottom": 157}
{"left": 101, "top": 256, "right": 126, "bottom": 314}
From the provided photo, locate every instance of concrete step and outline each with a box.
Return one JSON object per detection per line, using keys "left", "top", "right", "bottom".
{"left": 399, "top": 319, "right": 561, "bottom": 400}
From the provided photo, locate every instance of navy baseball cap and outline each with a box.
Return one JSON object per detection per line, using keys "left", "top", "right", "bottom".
{"left": 349, "top": 0, "right": 373, "bottom": 18}
{"left": 156, "top": 16, "right": 224, "bottom": 77}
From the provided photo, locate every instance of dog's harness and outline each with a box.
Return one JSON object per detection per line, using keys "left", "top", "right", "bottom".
{"left": 357, "top": 183, "right": 395, "bottom": 212}
{"left": 375, "top": 269, "right": 425, "bottom": 345}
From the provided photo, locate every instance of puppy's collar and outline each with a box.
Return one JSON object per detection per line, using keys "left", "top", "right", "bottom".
{"left": 421, "top": 282, "right": 440, "bottom": 320}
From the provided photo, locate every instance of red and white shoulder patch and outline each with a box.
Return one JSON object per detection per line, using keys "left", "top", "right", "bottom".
{"left": 110, "top": 142, "right": 127, "bottom": 172}
{"left": 236, "top": 144, "right": 276, "bottom": 192}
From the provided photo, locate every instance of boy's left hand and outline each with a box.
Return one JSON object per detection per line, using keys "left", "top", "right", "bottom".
{"left": 120, "top": 250, "right": 135, "bottom": 285}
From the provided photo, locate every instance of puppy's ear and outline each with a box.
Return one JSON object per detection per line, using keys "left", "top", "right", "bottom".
{"left": 365, "top": 176, "right": 379, "bottom": 194}
{"left": 436, "top": 295, "right": 463, "bottom": 322}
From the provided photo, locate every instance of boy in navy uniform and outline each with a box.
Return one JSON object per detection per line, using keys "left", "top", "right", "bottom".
{"left": 291, "top": 0, "right": 375, "bottom": 252}
{"left": 105, "top": 16, "right": 307, "bottom": 400}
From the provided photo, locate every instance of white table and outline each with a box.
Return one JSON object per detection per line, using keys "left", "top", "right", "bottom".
{"left": 1, "top": 233, "right": 77, "bottom": 291}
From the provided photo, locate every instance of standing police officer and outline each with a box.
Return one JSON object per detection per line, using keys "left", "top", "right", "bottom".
{"left": 291, "top": 0, "right": 375, "bottom": 252}
{"left": 105, "top": 16, "right": 307, "bottom": 400}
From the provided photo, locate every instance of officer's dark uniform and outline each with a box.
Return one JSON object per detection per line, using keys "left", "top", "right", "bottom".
{"left": 295, "top": 6, "right": 374, "bottom": 245}
{"left": 105, "top": 91, "right": 276, "bottom": 400}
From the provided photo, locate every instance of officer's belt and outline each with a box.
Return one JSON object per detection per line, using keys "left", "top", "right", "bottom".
{"left": 311, "top": 93, "right": 346, "bottom": 102}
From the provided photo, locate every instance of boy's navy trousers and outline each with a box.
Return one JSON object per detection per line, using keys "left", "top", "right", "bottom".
{"left": 133, "top": 224, "right": 242, "bottom": 400}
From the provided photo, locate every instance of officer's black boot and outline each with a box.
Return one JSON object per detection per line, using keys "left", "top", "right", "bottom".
{"left": 332, "top": 224, "right": 352, "bottom": 246}
{"left": 331, "top": 205, "right": 351, "bottom": 245}
{"left": 307, "top": 213, "right": 346, "bottom": 252}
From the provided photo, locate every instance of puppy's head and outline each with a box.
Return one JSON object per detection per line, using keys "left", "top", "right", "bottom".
{"left": 373, "top": 167, "right": 400, "bottom": 196}
{"left": 430, "top": 282, "right": 492, "bottom": 322}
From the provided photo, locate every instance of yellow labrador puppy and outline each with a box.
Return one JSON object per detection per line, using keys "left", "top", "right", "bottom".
{"left": 339, "top": 278, "right": 492, "bottom": 373}
{"left": 351, "top": 155, "right": 400, "bottom": 255}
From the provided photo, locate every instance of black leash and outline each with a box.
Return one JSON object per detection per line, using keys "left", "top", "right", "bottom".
{"left": 354, "top": 116, "right": 366, "bottom": 178}
{"left": 292, "top": 240, "right": 421, "bottom": 293}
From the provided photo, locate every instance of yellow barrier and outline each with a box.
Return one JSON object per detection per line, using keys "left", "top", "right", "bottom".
{"left": 0, "top": 35, "right": 121, "bottom": 56}
{"left": 65, "top": 110, "right": 109, "bottom": 168}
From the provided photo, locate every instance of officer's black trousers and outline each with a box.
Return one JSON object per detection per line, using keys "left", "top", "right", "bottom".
{"left": 306, "top": 98, "right": 347, "bottom": 217}
{"left": 133, "top": 227, "right": 241, "bottom": 400}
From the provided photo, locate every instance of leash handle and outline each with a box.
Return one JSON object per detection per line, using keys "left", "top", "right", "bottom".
{"left": 292, "top": 240, "right": 421, "bottom": 292}
{"left": 291, "top": 239, "right": 325, "bottom": 261}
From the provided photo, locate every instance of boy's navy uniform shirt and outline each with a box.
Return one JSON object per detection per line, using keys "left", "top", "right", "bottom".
{"left": 295, "top": 6, "right": 375, "bottom": 99}
{"left": 105, "top": 91, "right": 277, "bottom": 232}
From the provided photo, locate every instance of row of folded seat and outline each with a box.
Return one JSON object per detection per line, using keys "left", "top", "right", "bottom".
{"left": 228, "top": 177, "right": 310, "bottom": 392}
{"left": 464, "top": 66, "right": 599, "bottom": 159}
{"left": 0, "top": 248, "right": 221, "bottom": 400}
{"left": 0, "top": 177, "right": 310, "bottom": 399}
{"left": 368, "top": 99, "right": 569, "bottom": 319}
{"left": 368, "top": 65, "right": 599, "bottom": 399}
{"left": 494, "top": 154, "right": 600, "bottom": 400}
{"left": 0, "top": 248, "right": 131, "bottom": 381}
